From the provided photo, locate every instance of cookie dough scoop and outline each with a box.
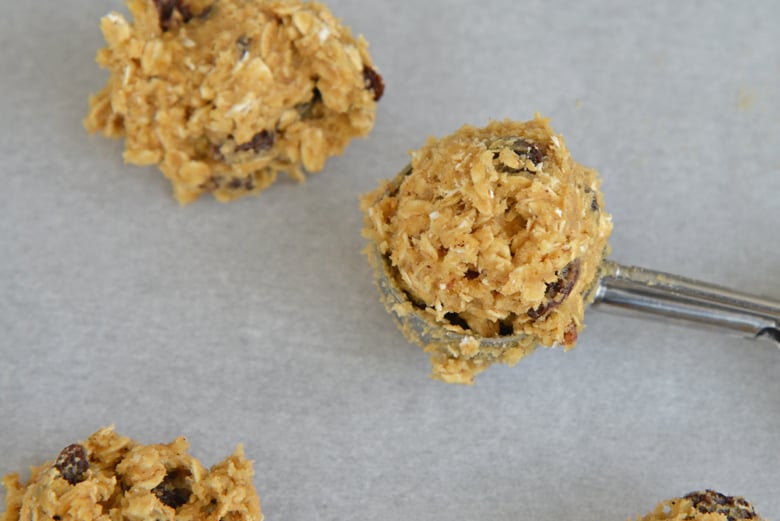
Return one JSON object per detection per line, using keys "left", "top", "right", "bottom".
{"left": 636, "top": 490, "right": 765, "bottom": 521}
{"left": 360, "top": 116, "right": 780, "bottom": 384}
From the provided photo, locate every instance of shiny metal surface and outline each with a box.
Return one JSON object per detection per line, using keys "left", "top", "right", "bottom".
{"left": 593, "top": 261, "right": 780, "bottom": 346}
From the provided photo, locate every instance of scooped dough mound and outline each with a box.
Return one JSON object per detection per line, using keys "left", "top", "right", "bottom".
{"left": 1, "top": 426, "right": 263, "bottom": 521}
{"left": 636, "top": 490, "right": 764, "bottom": 521}
{"left": 361, "top": 116, "right": 613, "bottom": 383}
{"left": 84, "top": 0, "right": 383, "bottom": 204}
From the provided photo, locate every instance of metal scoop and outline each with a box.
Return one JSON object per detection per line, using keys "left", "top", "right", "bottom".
{"left": 371, "top": 244, "right": 780, "bottom": 350}
{"left": 368, "top": 164, "right": 780, "bottom": 355}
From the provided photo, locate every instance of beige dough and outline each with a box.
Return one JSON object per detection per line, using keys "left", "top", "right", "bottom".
{"left": 0, "top": 426, "right": 262, "bottom": 521}
{"left": 636, "top": 490, "right": 765, "bottom": 521}
{"left": 361, "top": 116, "right": 613, "bottom": 383}
{"left": 84, "top": 0, "right": 383, "bottom": 204}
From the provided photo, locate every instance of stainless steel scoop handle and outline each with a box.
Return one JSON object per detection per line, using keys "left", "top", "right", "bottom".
{"left": 593, "top": 260, "right": 780, "bottom": 345}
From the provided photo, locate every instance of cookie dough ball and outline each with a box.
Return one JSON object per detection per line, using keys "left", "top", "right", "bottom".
{"left": 1, "top": 426, "right": 263, "bottom": 521}
{"left": 361, "top": 116, "right": 612, "bottom": 383}
{"left": 85, "top": 0, "right": 384, "bottom": 204}
{"left": 637, "top": 490, "right": 764, "bottom": 521}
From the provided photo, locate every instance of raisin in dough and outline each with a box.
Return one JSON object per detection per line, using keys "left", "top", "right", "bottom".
{"left": 84, "top": 0, "right": 384, "bottom": 204}
{"left": 361, "top": 116, "right": 613, "bottom": 383}
{"left": 0, "top": 427, "right": 263, "bottom": 521}
{"left": 636, "top": 490, "right": 764, "bottom": 521}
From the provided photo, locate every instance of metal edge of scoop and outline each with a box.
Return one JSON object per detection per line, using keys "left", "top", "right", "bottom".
{"left": 370, "top": 243, "right": 533, "bottom": 351}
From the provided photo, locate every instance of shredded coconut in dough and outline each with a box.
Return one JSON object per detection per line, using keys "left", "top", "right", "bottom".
{"left": 1, "top": 426, "right": 263, "bottom": 521}
{"left": 361, "top": 116, "right": 613, "bottom": 383}
{"left": 85, "top": 0, "right": 383, "bottom": 204}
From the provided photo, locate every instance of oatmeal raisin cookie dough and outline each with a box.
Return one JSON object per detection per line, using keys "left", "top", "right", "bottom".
{"left": 1, "top": 426, "right": 263, "bottom": 521}
{"left": 636, "top": 490, "right": 765, "bottom": 521}
{"left": 85, "top": 0, "right": 384, "bottom": 204}
{"left": 361, "top": 116, "right": 613, "bottom": 383}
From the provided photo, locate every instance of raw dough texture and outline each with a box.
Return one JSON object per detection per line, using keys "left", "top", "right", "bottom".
{"left": 636, "top": 490, "right": 764, "bottom": 521}
{"left": 85, "top": 0, "right": 383, "bottom": 204}
{"left": 361, "top": 116, "right": 613, "bottom": 383}
{"left": 1, "top": 426, "right": 263, "bottom": 521}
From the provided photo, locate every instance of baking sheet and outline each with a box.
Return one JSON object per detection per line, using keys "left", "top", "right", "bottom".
{"left": 1, "top": 1, "right": 779, "bottom": 519}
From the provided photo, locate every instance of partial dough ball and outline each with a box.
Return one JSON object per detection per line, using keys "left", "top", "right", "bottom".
{"left": 361, "top": 116, "right": 612, "bottom": 383}
{"left": 85, "top": 0, "right": 383, "bottom": 204}
{"left": 1, "top": 427, "right": 263, "bottom": 521}
{"left": 636, "top": 490, "right": 764, "bottom": 521}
